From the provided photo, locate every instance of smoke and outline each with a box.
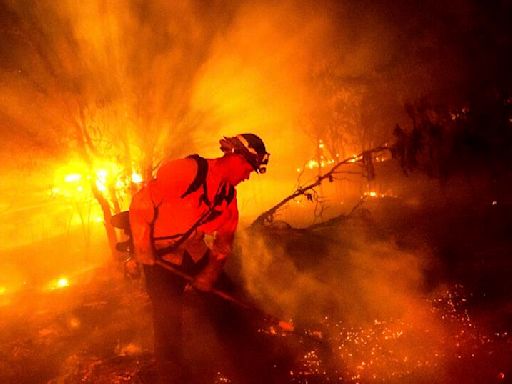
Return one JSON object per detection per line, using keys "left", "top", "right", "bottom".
{"left": 237, "top": 220, "right": 435, "bottom": 324}
{"left": 0, "top": 2, "right": 509, "bottom": 381}
{"left": 0, "top": 0, "right": 504, "bottom": 311}
{"left": 232, "top": 216, "right": 455, "bottom": 380}
{"left": 0, "top": 0, "right": 504, "bottom": 206}
{"left": 0, "top": 0, "right": 505, "bottom": 293}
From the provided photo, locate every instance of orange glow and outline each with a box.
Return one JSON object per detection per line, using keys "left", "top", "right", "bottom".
{"left": 307, "top": 160, "right": 319, "bottom": 169}
{"left": 68, "top": 317, "right": 81, "bottom": 329}
{"left": 95, "top": 169, "right": 108, "bottom": 192}
{"left": 52, "top": 160, "right": 132, "bottom": 207}
{"left": 47, "top": 277, "right": 70, "bottom": 291}
{"left": 131, "top": 172, "right": 143, "bottom": 183}
{"left": 64, "top": 173, "right": 82, "bottom": 183}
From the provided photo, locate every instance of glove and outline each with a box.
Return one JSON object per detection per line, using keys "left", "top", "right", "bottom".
{"left": 192, "top": 255, "right": 225, "bottom": 292}
{"left": 191, "top": 276, "right": 214, "bottom": 292}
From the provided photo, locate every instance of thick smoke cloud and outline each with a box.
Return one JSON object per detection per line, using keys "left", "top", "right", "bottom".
{"left": 236, "top": 221, "right": 436, "bottom": 324}
{"left": 2, "top": 0, "right": 505, "bottom": 169}
{"left": 0, "top": 0, "right": 507, "bottom": 303}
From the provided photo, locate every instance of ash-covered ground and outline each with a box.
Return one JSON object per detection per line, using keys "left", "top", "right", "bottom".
{"left": 1, "top": 197, "right": 511, "bottom": 384}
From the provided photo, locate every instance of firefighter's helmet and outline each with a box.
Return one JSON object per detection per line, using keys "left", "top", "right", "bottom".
{"left": 219, "top": 134, "right": 270, "bottom": 174}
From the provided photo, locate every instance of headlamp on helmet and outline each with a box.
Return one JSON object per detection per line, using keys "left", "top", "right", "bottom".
{"left": 219, "top": 133, "right": 270, "bottom": 174}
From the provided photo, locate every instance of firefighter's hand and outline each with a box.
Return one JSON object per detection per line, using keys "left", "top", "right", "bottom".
{"left": 191, "top": 275, "right": 214, "bottom": 292}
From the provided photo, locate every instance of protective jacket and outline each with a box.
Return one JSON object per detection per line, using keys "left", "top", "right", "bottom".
{"left": 129, "top": 156, "right": 239, "bottom": 279}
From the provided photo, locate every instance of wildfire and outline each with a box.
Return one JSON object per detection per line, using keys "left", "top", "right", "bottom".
{"left": 47, "top": 277, "right": 70, "bottom": 291}
{"left": 52, "top": 160, "right": 142, "bottom": 201}
{"left": 307, "top": 159, "right": 320, "bottom": 169}
{"left": 64, "top": 173, "right": 82, "bottom": 183}
{"left": 348, "top": 154, "right": 358, "bottom": 163}
{"left": 363, "top": 190, "right": 397, "bottom": 199}
{"left": 95, "top": 169, "right": 109, "bottom": 192}
{"left": 131, "top": 172, "right": 143, "bottom": 183}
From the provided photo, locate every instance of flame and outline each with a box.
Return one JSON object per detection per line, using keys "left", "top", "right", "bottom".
{"left": 93, "top": 216, "right": 104, "bottom": 223}
{"left": 64, "top": 173, "right": 82, "bottom": 183}
{"left": 47, "top": 277, "right": 70, "bottom": 291}
{"left": 56, "top": 277, "right": 70, "bottom": 288}
{"left": 131, "top": 172, "right": 143, "bottom": 183}
{"left": 307, "top": 160, "right": 319, "bottom": 169}
{"left": 95, "top": 169, "right": 108, "bottom": 192}
{"left": 68, "top": 317, "right": 81, "bottom": 329}
{"left": 363, "top": 190, "right": 397, "bottom": 199}
{"left": 52, "top": 160, "right": 132, "bottom": 201}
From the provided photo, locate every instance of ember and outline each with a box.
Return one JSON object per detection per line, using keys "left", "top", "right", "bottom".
{"left": 270, "top": 285, "right": 512, "bottom": 383}
{"left": 47, "top": 277, "right": 70, "bottom": 290}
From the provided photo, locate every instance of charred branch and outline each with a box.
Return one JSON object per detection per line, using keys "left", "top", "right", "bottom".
{"left": 250, "top": 145, "right": 389, "bottom": 228}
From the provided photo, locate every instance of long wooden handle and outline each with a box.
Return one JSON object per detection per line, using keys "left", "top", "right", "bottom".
{"left": 154, "top": 258, "right": 251, "bottom": 309}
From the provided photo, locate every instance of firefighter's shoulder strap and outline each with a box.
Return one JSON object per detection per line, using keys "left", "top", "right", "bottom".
{"left": 180, "top": 154, "right": 210, "bottom": 206}
{"left": 178, "top": 154, "right": 235, "bottom": 207}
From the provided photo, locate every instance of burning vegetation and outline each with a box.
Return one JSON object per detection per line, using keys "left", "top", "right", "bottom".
{"left": 1, "top": 0, "right": 512, "bottom": 383}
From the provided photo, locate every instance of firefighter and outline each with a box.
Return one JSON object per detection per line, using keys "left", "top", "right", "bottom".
{"left": 129, "top": 134, "right": 269, "bottom": 383}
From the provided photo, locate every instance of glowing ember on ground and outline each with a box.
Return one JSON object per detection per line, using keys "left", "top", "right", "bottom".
{"left": 116, "top": 342, "right": 143, "bottom": 357}
{"left": 1, "top": 277, "right": 510, "bottom": 383}
{"left": 68, "top": 317, "right": 81, "bottom": 329}
{"left": 278, "top": 284, "right": 512, "bottom": 383}
{"left": 214, "top": 372, "right": 233, "bottom": 383}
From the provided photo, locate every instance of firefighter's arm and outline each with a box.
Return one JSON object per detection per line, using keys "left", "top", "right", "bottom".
{"left": 193, "top": 198, "right": 239, "bottom": 291}
{"left": 129, "top": 183, "right": 157, "bottom": 265}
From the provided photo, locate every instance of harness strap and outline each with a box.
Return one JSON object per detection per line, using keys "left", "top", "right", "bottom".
{"left": 180, "top": 154, "right": 209, "bottom": 205}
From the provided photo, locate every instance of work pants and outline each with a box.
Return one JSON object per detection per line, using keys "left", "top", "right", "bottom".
{"left": 144, "top": 252, "right": 283, "bottom": 384}
{"left": 143, "top": 251, "right": 208, "bottom": 383}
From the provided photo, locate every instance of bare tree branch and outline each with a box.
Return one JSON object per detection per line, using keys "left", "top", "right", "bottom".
{"left": 250, "top": 145, "right": 389, "bottom": 228}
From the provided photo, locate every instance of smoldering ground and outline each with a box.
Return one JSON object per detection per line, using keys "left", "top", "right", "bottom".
{"left": 231, "top": 196, "right": 508, "bottom": 382}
